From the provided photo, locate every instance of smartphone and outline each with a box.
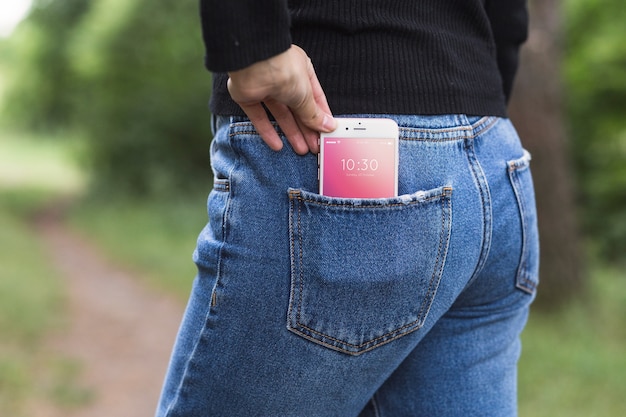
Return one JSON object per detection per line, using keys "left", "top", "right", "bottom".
{"left": 319, "top": 118, "right": 399, "bottom": 198}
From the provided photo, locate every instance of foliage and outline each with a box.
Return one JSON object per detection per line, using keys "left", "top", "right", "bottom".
{"left": 564, "top": 0, "right": 626, "bottom": 261}
{"left": 0, "top": 192, "right": 63, "bottom": 344}
{"left": 2, "top": 0, "right": 214, "bottom": 197}
{"left": 519, "top": 266, "right": 626, "bottom": 416}
{"left": 0, "top": 190, "right": 65, "bottom": 416}
{"left": 0, "top": 135, "right": 96, "bottom": 415}
{"left": 68, "top": 193, "right": 206, "bottom": 300}
{"left": 67, "top": 0, "right": 213, "bottom": 196}
{"left": 0, "top": 130, "right": 85, "bottom": 192}
{"left": 0, "top": 0, "right": 90, "bottom": 130}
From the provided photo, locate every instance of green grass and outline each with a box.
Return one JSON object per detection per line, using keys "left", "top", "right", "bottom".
{"left": 0, "top": 132, "right": 90, "bottom": 416}
{"left": 0, "top": 194, "right": 63, "bottom": 342}
{"left": 0, "top": 130, "right": 86, "bottom": 193}
{"left": 68, "top": 193, "right": 207, "bottom": 300}
{"left": 0, "top": 190, "right": 65, "bottom": 416}
{"left": 519, "top": 266, "right": 626, "bottom": 416}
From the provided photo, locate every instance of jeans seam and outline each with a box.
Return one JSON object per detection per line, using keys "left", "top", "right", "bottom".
{"left": 416, "top": 186, "right": 452, "bottom": 323}
{"left": 472, "top": 116, "right": 499, "bottom": 137}
{"left": 463, "top": 137, "right": 493, "bottom": 287}
{"left": 209, "top": 124, "right": 239, "bottom": 311}
{"left": 508, "top": 155, "right": 537, "bottom": 294}
{"left": 371, "top": 394, "right": 382, "bottom": 417}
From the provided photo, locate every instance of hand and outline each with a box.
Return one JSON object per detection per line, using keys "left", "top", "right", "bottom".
{"left": 227, "top": 45, "right": 337, "bottom": 155}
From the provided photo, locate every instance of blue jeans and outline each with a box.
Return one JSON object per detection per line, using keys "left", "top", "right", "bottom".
{"left": 156, "top": 114, "right": 539, "bottom": 417}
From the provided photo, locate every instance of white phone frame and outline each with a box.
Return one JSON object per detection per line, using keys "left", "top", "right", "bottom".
{"left": 319, "top": 118, "right": 399, "bottom": 198}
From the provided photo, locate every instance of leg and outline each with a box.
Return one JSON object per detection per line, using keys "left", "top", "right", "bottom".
{"left": 369, "top": 290, "right": 531, "bottom": 416}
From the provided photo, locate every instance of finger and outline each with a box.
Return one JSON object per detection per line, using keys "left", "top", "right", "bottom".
{"left": 294, "top": 118, "right": 320, "bottom": 154}
{"left": 238, "top": 102, "right": 284, "bottom": 151}
{"left": 264, "top": 100, "right": 309, "bottom": 155}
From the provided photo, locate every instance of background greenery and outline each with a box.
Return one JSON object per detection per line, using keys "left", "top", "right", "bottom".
{"left": 564, "top": 0, "right": 626, "bottom": 261}
{"left": 0, "top": 133, "right": 91, "bottom": 416}
{"left": 0, "top": 190, "right": 64, "bottom": 416}
{"left": 1, "top": 0, "right": 625, "bottom": 415}
{"left": 1, "top": 0, "right": 212, "bottom": 196}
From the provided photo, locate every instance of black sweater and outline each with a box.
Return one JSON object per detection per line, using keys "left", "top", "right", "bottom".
{"left": 200, "top": 0, "right": 528, "bottom": 118}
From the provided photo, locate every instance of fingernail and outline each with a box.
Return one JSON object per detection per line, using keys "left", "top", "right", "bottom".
{"left": 322, "top": 114, "right": 337, "bottom": 131}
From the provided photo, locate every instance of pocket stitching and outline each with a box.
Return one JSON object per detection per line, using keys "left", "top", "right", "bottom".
{"left": 508, "top": 151, "right": 538, "bottom": 294}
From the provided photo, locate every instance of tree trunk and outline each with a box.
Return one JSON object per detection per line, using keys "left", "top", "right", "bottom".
{"left": 508, "top": 0, "right": 585, "bottom": 310}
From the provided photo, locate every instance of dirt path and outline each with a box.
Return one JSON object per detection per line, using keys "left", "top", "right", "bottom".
{"left": 32, "top": 209, "right": 185, "bottom": 417}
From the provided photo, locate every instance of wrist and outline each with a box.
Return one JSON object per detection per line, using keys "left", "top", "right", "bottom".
{"left": 228, "top": 46, "right": 295, "bottom": 87}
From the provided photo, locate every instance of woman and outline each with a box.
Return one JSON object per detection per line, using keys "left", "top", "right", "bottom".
{"left": 157, "top": 1, "right": 538, "bottom": 415}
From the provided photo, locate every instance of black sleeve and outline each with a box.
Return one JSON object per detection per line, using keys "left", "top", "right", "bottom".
{"left": 485, "top": 0, "right": 529, "bottom": 102}
{"left": 200, "top": 0, "right": 292, "bottom": 72}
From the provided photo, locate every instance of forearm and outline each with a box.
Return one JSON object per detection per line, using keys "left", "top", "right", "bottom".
{"left": 200, "top": 0, "right": 292, "bottom": 72}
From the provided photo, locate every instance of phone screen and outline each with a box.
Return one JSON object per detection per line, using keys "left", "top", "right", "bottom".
{"left": 321, "top": 136, "right": 397, "bottom": 198}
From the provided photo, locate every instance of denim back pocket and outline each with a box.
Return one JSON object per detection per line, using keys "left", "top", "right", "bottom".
{"left": 507, "top": 150, "right": 540, "bottom": 294}
{"left": 287, "top": 186, "right": 452, "bottom": 355}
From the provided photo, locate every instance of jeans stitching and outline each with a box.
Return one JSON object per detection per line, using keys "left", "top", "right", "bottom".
{"left": 287, "top": 195, "right": 297, "bottom": 330}
{"left": 397, "top": 117, "right": 497, "bottom": 141}
{"left": 296, "top": 196, "right": 305, "bottom": 325}
{"left": 211, "top": 126, "right": 238, "bottom": 308}
{"left": 462, "top": 134, "right": 493, "bottom": 288}
{"left": 417, "top": 186, "right": 452, "bottom": 323}
{"left": 288, "top": 189, "right": 449, "bottom": 208}
{"left": 230, "top": 117, "right": 499, "bottom": 143}
{"left": 508, "top": 154, "right": 537, "bottom": 294}
{"left": 472, "top": 116, "right": 499, "bottom": 137}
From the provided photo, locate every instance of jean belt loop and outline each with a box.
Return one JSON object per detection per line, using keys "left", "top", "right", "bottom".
{"left": 210, "top": 113, "right": 218, "bottom": 136}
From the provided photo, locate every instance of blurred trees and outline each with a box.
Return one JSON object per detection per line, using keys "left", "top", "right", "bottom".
{"left": 2, "top": 0, "right": 213, "bottom": 196}
{"left": 1, "top": 0, "right": 89, "bottom": 130}
{"left": 565, "top": 0, "right": 626, "bottom": 262}
{"left": 69, "top": 0, "right": 212, "bottom": 195}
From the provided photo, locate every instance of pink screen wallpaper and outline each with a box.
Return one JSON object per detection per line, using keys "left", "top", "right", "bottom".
{"left": 321, "top": 137, "right": 396, "bottom": 198}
